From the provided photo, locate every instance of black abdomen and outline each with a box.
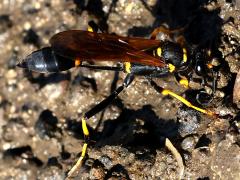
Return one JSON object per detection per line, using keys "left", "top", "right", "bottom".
{"left": 17, "top": 47, "right": 75, "bottom": 73}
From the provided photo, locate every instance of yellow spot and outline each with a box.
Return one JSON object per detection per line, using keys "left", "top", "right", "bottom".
{"left": 182, "top": 48, "right": 187, "bottom": 62}
{"left": 82, "top": 117, "right": 89, "bottom": 136}
{"left": 124, "top": 62, "right": 131, "bottom": 73}
{"left": 161, "top": 89, "right": 214, "bottom": 116}
{"left": 179, "top": 79, "right": 189, "bottom": 88}
{"left": 168, "top": 63, "right": 175, "bottom": 73}
{"left": 88, "top": 26, "right": 94, "bottom": 32}
{"left": 75, "top": 58, "right": 81, "bottom": 67}
{"left": 156, "top": 47, "right": 162, "bottom": 57}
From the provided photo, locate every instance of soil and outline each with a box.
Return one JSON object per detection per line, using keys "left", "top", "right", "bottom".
{"left": 0, "top": 0, "right": 239, "bottom": 179}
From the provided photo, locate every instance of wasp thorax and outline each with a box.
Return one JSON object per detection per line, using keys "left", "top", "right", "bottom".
{"left": 161, "top": 41, "right": 185, "bottom": 68}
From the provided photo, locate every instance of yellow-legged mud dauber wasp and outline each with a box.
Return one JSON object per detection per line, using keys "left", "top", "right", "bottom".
{"left": 17, "top": 24, "right": 218, "bottom": 179}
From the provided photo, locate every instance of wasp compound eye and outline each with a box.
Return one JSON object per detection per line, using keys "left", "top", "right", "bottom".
{"left": 17, "top": 47, "right": 75, "bottom": 73}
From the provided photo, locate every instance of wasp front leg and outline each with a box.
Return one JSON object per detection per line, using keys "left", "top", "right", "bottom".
{"left": 150, "top": 79, "right": 215, "bottom": 116}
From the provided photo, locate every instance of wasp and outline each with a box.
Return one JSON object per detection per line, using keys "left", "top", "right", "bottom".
{"left": 17, "top": 25, "right": 217, "bottom": 178}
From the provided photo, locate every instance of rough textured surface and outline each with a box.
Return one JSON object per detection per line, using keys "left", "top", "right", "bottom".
{"left": 0, "top": 0, "right": 239, "bottom": 179}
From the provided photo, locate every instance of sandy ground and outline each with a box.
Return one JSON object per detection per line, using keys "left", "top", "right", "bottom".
{"left": 0, "top": 0, "right": 239, "bottom": 179}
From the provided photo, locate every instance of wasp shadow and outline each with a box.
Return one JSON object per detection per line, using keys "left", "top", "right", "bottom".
{"left": 66, "top": 104, "right": 180, "bottom": 178}
{"left": 92, "top": 105, "right": 180, "bottom": 159}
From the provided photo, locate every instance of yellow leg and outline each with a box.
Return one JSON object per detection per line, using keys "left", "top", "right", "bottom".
{"left": 150, "top": 80, "right": 215, "bottom": 116}
{"left": 161, "top": 89, "right": 215, "bottom": 116}
{"left": 67, "top": 117, "right": 89, "bottom": 178}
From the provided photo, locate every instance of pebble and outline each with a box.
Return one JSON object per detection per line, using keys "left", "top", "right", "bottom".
{"left": 23, "top": 21, "right": 31, "bottom": 31}
{"left": 181, "top": 136, "right": 197, "bottom": 151}
{"left": 5, "top": 69, "right": 17, "bottom": 79}
{"left": 99, "top": 155, "right": 113, "bottom": 169}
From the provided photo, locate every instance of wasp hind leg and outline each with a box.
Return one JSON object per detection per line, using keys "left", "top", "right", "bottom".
{"left": 67, "top": 74, "right": 134, "bottom": 178}
{"left": 66, "top": 116, "right": 89, "bottom": 178}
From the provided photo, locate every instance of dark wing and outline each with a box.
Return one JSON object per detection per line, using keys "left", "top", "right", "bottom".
{"left": 50, "top": 30, "right": 165, "bottom": 67}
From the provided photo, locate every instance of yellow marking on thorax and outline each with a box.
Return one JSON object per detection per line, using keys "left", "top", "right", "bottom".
{"left": 124, "top": 62, "right": 131, "bottom": 73}
{"left": 168, "top": 63, "right": 176, "bottom": 73}
{"left": 156, "top": 47, "right": 162, "bottom": 57}
{"left": 182, "top": 48, "right": 187, "bottom": 63}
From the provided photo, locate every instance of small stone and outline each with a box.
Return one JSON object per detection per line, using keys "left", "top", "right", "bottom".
{"left": 5, "top": 69, "right": 17, "bottom": 79}
{"left": 181, "top": 136, "right": 196, "bottom": 151}
{"left": 99, "top": 155, "right": 113, "bottom": 169}
{"left": 24, "top": 22, "right": 31, "bottom": 31}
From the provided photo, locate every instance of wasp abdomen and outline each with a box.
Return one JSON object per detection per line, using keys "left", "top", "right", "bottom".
{"left": 17, "top": 47, "right": 75, "bottom": 73}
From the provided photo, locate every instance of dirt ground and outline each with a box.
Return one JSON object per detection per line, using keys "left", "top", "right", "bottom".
{"left": 0, "top": 0, "right": 239, "bottom": 179}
